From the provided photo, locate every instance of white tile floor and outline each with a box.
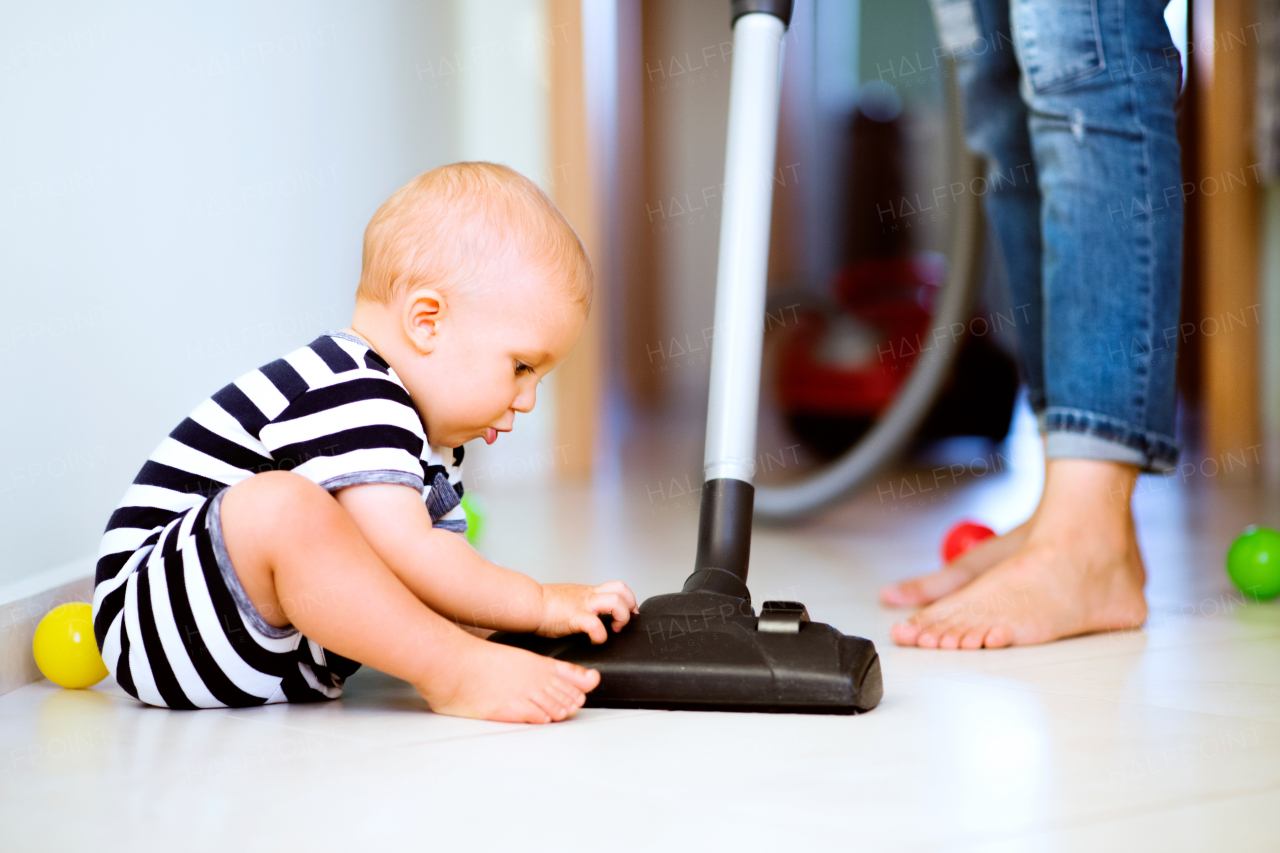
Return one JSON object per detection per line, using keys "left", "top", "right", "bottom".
{"left": 3, "top": 410, "right": 1279, "bottom": 851}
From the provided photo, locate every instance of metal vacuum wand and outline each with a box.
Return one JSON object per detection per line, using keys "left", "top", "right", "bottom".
{"left": 492, "top": 0, "right": 880, "bottom": 714}
{"left": 683, "top": 1, "right": 792, "bottom": 602}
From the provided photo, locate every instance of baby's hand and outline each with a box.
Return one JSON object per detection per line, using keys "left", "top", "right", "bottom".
{"left": 537, "top": 581, "right": 639, "bottom": 644}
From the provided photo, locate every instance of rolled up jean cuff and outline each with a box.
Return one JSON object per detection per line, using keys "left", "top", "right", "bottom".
{"left": 1042, "top": 407, "right": 1180, "bottom": 474}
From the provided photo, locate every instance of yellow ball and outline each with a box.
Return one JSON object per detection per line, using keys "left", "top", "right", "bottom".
{"left": 32, "top": 602, "right": 108, "bottom": 689}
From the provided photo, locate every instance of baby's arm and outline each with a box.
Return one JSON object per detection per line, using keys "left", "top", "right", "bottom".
{"left": 335, "top": 482, "right": 636, "bottom": 639}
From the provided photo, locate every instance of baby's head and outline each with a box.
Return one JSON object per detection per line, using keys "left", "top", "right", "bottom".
{"left": 350, "top": 162, "right": 592, "bottom": 448}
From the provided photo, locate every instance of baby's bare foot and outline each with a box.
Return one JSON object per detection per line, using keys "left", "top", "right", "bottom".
{"left": 888, "top": 459, "right": 1148, "bottom": 648}
{"left": 416, "top": 637, "right": 600, "bottom": 723}
{"left": 879, "top": 517, "right": 1033, "bottom": 607}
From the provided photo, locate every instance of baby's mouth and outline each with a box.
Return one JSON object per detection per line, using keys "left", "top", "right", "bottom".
{"left": 484, "top": 427, "right": 498, "bottom": 445}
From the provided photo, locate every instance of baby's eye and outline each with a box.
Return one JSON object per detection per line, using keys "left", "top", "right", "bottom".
{"left": 515, "top": 361, "right": 532, "bottom": 376}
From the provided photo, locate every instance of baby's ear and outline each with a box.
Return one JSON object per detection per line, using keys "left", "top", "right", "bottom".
{"left": 404, "top": 288, "right": 447, "bottom": 353}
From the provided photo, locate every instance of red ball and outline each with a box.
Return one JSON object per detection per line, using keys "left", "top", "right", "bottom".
{"left": 942, "top": 520, "right": 996, "bottom": 562}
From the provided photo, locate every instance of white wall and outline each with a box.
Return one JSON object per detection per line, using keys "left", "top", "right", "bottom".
{"left": 446, "top": 0, "right": 563, "bottom": 494}
{"left": 0, "top": 0, "right": 464, "bottom": 586}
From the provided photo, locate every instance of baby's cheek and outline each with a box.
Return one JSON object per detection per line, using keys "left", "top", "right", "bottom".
{"left": 460, "top": 370, "right": 510, "bottom": 418}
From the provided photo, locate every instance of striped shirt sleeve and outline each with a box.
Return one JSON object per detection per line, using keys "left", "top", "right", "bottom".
{"left": 258, "top": 367, "right": 427, "bottom": 494}
{"left": 424, "top": 443, "right": 467, "bottom": 532}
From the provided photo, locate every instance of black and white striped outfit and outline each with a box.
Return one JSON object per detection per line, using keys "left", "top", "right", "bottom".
{"left": 92, "top": 331, "right": 466, "bottom": 709}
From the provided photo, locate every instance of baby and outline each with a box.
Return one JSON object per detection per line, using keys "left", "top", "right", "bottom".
{"left": 91, "top": 162, "right": 637, "bottom": 723}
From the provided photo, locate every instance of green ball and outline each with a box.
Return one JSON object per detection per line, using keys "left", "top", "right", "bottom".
{"left": 1226, "top": 526, "right": 1280, "bottom": 601}
{"left": 460, "top": 492, "right": 486, "bottom": 546}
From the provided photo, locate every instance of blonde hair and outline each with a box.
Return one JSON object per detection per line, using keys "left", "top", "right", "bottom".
{"left": 357, "top": 162, "right": 592, "bottom": 312}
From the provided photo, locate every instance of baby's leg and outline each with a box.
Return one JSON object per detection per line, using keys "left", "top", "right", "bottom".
{"left": 219, "top": 471, "right": 598, "bottom": 722}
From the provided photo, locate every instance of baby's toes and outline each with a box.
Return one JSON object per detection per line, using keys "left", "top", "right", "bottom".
{"left": 498, "top": 695, "right": 552, "bottom": 724}
{"left": 554, "top": 659, "right": 600, "bottom": 691}
{"left": 561, "top": 682, "right": 587, "bottom": 710}
{"left": 523, "top": 702, "right": 554, "bottom": 724}
{"left": 535, "top": 686, "right": 577, "bottom": 721}
{"left": 545, "top": 679, "right": 584, "bottom": 710}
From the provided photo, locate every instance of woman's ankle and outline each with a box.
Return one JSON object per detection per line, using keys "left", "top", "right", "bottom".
{"left": 1043, "top": 458, "right": 1138, "bottom": 509}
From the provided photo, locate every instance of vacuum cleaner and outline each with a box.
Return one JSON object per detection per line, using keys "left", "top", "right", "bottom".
{"left": 492, "top": 0, "right": 882, "bottom": 714}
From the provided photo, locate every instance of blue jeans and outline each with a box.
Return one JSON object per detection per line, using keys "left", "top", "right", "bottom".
{"left": 936, "top": 0, "right": 1184, "bottom": 472}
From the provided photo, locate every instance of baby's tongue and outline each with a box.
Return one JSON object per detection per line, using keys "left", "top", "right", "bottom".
{"left": 485, "top": 427, "right": 497, "bottom": 445}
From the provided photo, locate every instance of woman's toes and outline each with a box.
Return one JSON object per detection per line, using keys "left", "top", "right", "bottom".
{"left": 882, "top": 573, "right": 948, "bottom": 607}
{"left": 880, "top": 580, "right": 924, "bottom": 606}
{"left": 919, "top": 613, "right": 962, "bottom": 647}
{"left": 915, "top": 628, "right": 942, "bottom": 648}
{"left": 959, "top": 626, "right": 988, "bottom": 649}
{"left": 890, "top": 621, "right": 922, "bottom": 645}
{"left": 983, "top": 625, "right": 1013, "bottom": 648}
{"left": 880, "top": 569, "right": 971, "bottom": 607}
{"left": 938, "top": 628, "right": 965, "bottom": 650}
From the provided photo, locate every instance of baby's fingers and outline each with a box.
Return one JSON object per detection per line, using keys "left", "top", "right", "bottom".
{"left": 595, "top": 580, "right": 639, "bottom": 613}
{"left": 591, "top": 591, "right": 635, "bottom": 632}
{"left": 574, "top": 611, "right": 610, "bottom": 644}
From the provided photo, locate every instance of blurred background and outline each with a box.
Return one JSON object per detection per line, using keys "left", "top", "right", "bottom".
{"left": 1, "top": 0, "right": 1276, "bottom": 593}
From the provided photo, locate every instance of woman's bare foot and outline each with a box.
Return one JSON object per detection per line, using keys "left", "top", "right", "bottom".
{"left": 415, "top": 635, "right": 601, "bottom": 723}
{"left": 879, "top": 516, "right": 1034, "bottom": 606}
{"left": 888, "top": 459, "right": 1149, "bottom": 648}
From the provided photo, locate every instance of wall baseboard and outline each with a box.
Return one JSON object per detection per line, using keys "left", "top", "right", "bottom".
{"left": 0, "top": 557, "right": 96, "bottom": 697}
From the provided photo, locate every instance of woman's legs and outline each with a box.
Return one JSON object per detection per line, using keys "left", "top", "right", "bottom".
{"left": 882, "top": 0, "right": 1041, "bottom": 609}
{"left": 885, "top": 0, "right": 1183, "bottom": 645}
{"left": 1032, "top": 0, "right": 1184, "bottom": 466}
{"left": 890, "top": 458, "right": 1147, "bottom": 647}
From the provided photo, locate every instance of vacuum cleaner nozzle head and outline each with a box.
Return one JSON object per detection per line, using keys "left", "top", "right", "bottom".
{"left": 492, "top": 592, "right": 882, "bottom": 714}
